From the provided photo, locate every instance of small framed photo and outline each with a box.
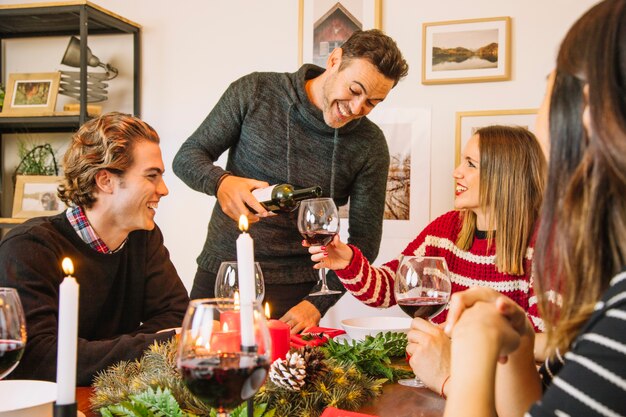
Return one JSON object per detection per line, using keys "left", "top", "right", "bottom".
{"left": 455, "top": 109, "right": 538, "bottom": 167}
{"left": 299, "top": 0, "right": 382, "bottom": 66}
{"left": 12, "top": 175, "right": 67, "bottom": 218}
{"left": 422, "top": 16, "right": 511, "bottom": 85}
{"left": 2, "top": 72, "right": 61, "bottom": 115}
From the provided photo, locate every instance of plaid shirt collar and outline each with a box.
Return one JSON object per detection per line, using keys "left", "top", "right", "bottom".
{"left": 66, "top": 206, "right": 126, "bottom": 254}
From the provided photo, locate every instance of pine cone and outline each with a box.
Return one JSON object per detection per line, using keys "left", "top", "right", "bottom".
{"left": 300, "top": 345, "right": 328, "bottom": 381}
{"left": 269, "top": 351, "right": 307, "bottom": 391}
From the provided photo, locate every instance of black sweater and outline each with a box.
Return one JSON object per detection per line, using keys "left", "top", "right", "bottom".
{"left": 173, "top": 64, "right": 390, "bottom": 314}
{"left": 0, "top": 212, "right": 189, "bottom": 385}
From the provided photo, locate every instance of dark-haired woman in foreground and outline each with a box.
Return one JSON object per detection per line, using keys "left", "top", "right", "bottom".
{"left": 439, "top": 1, "right": 626, "bottom": 416}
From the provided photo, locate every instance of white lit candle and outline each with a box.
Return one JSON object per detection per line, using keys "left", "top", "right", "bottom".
{"left": 57, "top": 257, "right": 79, "bottom": 405}
{"left": 236, "top": 215, "right": 255, "bottom": 348}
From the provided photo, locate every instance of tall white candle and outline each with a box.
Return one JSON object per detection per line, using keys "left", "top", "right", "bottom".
{"left": 236, "top": 215, "right": 255, "bottom": 348}
{"left": 57, "top": 257, "right": 79, "bottom": 405}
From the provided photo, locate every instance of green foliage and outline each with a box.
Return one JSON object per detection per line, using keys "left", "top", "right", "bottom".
{"left": 15, "top": 141, "right": 58, "bottom": 176}
{"left": 93, "top": 335, "right": 407, "bottom": 417}
{"left": 93, "top": 340, "right": 275, "bottom": 417}
{"left": 321, "top": 331, "right": 414, "bottom": 382}
{"left": 98, "top": 386, "right": 197, "bottom": 417}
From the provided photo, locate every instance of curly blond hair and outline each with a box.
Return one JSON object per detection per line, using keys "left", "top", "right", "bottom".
{"left": 58, "top": 112, "right": 160, "bottom": 208}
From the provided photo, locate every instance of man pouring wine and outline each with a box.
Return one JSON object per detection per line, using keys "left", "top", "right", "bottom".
{"left": 173, "top": 29, "right": 408, "bottom": 333}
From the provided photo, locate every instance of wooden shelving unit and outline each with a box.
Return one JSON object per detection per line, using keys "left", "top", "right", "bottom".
{"left": 0, "top": 1, "right": 141, "bottom": 227}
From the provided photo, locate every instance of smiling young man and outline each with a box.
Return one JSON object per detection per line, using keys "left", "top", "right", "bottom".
{"left": 0, "top": 112, "right": 189, "bottom": 385}
{"left": 173, "top": 29, "right": 408, "bottom": 333}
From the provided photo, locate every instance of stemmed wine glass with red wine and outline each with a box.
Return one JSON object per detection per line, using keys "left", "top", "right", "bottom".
{"left": 298, "top": 197, "right": 342, "bottom": 296}
{"left": 394, "top": 256, "right": 451, "bottom": 388}
{"left": 177, "top": 299, "right": 271, "bottom": 417}
{"left": 0, "top": 288, "right": 27, "bottom": 380}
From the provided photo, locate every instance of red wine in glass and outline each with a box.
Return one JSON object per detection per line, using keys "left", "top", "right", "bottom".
{"left": 0, "top": 288, "right": 27, "bottom": 380}
{"left": 297, "top": 198, "right": 342, "bottom": 296}
{"left": 180, "top": 352, "right": 270, "bottom": 412}
{"left": 177, "top": 299, "right": 271, "bottom": 417}
{"left": 301, "top": 231, "right": 337, "bottom": 246}
{"left": 393, "top": 256, "right": 451, "bottom": 388}
{"left": 0, "top": 339, "right": 25, "bottom": 378}
{"left": 397, "top": 296, "right": 448, "bottom": 319}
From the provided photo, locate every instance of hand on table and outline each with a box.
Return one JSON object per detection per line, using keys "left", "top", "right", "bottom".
{"left": 216, "top": 175, "right": 270, "bottom": 223}
{"left": 280, "top": 300, "right": 321, "bottom": 334}
{"left": 304, "top": 234, "right": 354, "bottom": 271}
{"left": 406, "top": 318, "right": 451, "bottom": 394}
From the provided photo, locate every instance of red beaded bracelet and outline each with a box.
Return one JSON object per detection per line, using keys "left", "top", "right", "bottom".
{"left": 440, "top": 375, "right": 451, "bottom": 400}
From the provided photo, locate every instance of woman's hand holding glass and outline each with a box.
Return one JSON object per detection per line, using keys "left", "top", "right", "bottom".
{"left": 406, "top": 319, "right": 451, "bottom": 394}
{"left": 304, "top": 234, "right": 354, "bottom": 272}
{"left": 395, "top": 256, "right": 451, "bottom": 388}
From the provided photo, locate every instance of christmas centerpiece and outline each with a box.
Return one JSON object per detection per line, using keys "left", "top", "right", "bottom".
{"left": 91, "top": 332, "right": 411, "bottom": 417}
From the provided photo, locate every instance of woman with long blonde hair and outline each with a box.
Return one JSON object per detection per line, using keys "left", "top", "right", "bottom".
{"left": 307, "top": 124, "right": 546, "bottom": 394}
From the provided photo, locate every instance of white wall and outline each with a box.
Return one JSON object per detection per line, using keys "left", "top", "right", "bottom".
{"left": 0, "top": 0, "right": 598, "bottom": 326}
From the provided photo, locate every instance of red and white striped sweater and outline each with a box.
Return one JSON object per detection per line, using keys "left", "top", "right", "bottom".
{"left": 336, "top": 210, "right": 543, "bottom": 331}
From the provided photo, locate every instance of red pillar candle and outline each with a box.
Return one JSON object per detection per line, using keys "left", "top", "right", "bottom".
{"left": 268, "top": 319, "right": 290, "bottom": 362}
{"left": 210, "top": 328, "right": 241, "bottom": 353}
{"left": 220, "top": 310, "right": 241, "bottom": 331}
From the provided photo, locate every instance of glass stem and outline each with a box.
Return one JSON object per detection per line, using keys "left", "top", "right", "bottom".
{"left": 319, "top": 267, "right": 329, "bottom": 291}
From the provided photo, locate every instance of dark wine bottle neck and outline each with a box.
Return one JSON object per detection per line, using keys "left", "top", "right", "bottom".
{"left": 290, "top": 186, "right": 322, "bottom": 200}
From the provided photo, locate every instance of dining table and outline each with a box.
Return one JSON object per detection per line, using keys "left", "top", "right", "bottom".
{"left": 77, "top": 382, "right": 445, "bottom": 417}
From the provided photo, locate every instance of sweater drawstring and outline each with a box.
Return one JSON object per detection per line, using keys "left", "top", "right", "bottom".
{"left": 330, "top": 129, "right": 338, "bottom": 198}
{"left": 286, "top": 103, "right": 294, "bottom": 183}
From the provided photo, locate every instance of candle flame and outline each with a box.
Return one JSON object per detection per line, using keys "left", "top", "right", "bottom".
{"left": 223, "top": 322, "right": 229, "bottom": 332}
{"left": 238, "top": 215, "right": 249, "bottom": 232}
{"left": 234, "top": 291, "right": 240, "bottom": 307}
{"left": 61, "top": 257, "right": 74, "bottom": 275}
{"left": 265, "top": 302, "right": 270, "bottom": 319}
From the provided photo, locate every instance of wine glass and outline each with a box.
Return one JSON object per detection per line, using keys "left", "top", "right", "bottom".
{"left": 394, "top": 256, "right": 451, "bottom": 388}
{"left": 297, "top": 197, "right": 342, "bottom": 296}
{"left": 177, "top": 298, "right": 271, "bottom": 417}
{"left": 215, "top": 261, "right": 265, "bottom": 303}
{"left": 0, "top": 288, "right": 27, "bottom": 379}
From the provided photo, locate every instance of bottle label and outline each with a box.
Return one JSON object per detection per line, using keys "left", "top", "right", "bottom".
{"left": 251, "top": 185, "right": 275, "bottom": 202}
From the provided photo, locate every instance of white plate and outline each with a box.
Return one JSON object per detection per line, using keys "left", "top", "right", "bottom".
{"left": 340, "top": 316, "right": 412, "bottom": 341}
{"left": 0, "top": 380, "right": 56, "bottom": 417}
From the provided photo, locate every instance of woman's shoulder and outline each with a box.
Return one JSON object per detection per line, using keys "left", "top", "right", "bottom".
{"left": 424, "top": 210, "right": 462, "bottom": 234}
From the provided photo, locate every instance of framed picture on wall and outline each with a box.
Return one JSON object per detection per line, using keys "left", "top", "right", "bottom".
{"left": 12, "top": 175, "right": 67, "bottom": 218}
{"left": 1, "top": 72, "right": 61, "bottom": 115}
{"left": 339, "top": 107, "right": 432, "bottom": 239}
{"left": 422, "top": 17, "right": 511, "bottom": 85}
{"left": 455, "top": 108, "right": 538, "bottom": 167}
{"left": 299, "top": 0, "right": 382, "bottom": 66}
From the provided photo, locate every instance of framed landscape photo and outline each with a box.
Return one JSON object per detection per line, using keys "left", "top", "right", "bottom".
{"left": 422, "top": 16, "right": 511, "bottom": 85}
{"left": 12, "top": 175, "right": 66, "bottom": 218}
{"left": 299, "top": 0, "right": 382, "bottom": 66}
{"left": 1, "top": 72, "right": 61, "bottom": 115}
{"left": 455, "top": 108, "right": 538, "bottom": 166}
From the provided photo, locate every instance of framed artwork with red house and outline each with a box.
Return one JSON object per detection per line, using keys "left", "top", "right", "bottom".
{"left": 298, "top": 0, "right": 382, "bottom": 66}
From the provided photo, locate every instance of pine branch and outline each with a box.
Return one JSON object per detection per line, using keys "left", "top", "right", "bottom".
{"left": 321, "top": 331, "right": 413, "bottom": 382}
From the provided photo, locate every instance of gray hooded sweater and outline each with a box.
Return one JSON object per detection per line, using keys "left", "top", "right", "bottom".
{"left": 173, "top": 64, "right": 390, "bottom": 314}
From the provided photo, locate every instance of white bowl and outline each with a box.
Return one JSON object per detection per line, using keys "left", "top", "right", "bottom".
{"left": 0, "top": 380, "right": 56, "bottom": 417}
{"left": 340, "top": 316, "right": 412, "bottom": 341}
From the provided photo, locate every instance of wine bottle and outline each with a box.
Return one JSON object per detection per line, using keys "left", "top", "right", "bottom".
{"left": 248, "top": 184, "right": 322, "bottom": 214}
